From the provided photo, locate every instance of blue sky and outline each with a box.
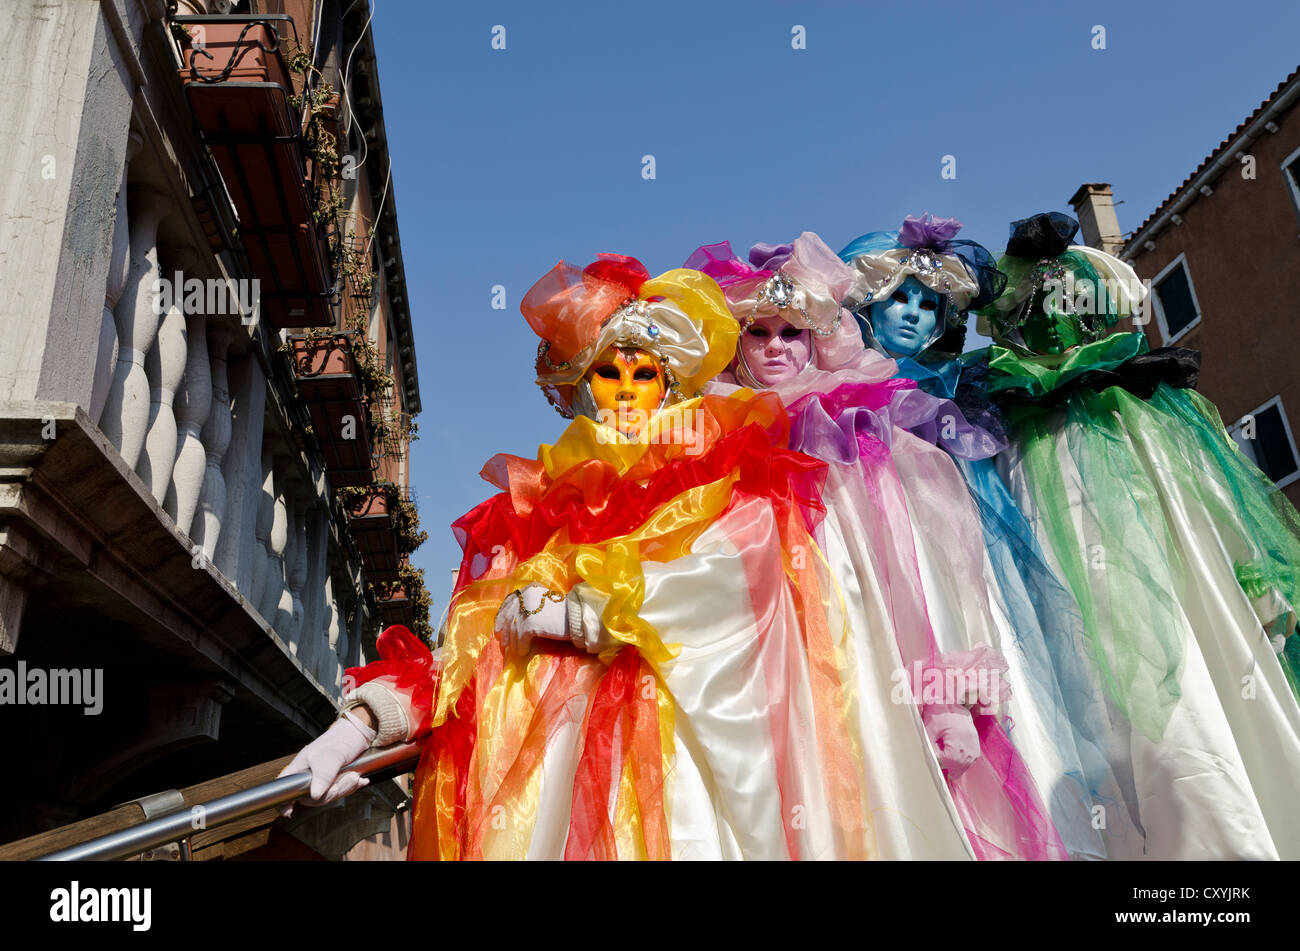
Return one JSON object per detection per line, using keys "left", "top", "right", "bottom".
{"left": 366, "top": 0, "right": 1300, "bottom": 619}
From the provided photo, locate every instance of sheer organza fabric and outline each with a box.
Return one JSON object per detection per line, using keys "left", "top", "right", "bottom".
{"left": 690, "top": 237, "right": 1069, "bottom": 858}
{"left": 352, "top": 392, "right": 902, "bottom": 859}
{"left": 990, "top": 332, "right": 1300, "bottom": 858}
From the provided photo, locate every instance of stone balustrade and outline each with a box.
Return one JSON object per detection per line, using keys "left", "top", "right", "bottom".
{"left": 167, "top": 299, "right": 212, "bottom": 534}
{"left": 194, "top": 326, "right": 233, "bottom": 558}
{"left": 71, "top": 9, "right": 372, "bottom": 701}
{"left": 99, "top": 186, "right": 169, "bottom": 469}
{"left": 138, "top": 269, "right": 186, "bottom": 505}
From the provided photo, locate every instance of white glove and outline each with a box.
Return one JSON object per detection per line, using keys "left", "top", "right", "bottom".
{"left": 1251, "top": 587, "right": 1297, "bottom": 641}
{"left": 277, "top": 710, "right": 374, "bottom": 817}
{"left": 495, "top": 583, "right": 569, "bottom": 657}
{"left": 923, "top": 704, "right": 981, "bottom": 778}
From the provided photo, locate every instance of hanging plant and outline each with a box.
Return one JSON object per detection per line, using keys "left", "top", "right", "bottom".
{"left": 391, "top": 493, "right": 428, "bottom": 554}
{"left": 337, "top": 480, "right": 388, "bottom": 514}
{"left": 338, "top": 481, "right": 426, "bottom": 554}
{"left": 336, "top": 227, "right": 378, "bottom": 309}
{"left": 374, "top": 561, "right": 434, "bottom": 646}
{"left": 279, "top": 323, "right": 415, "bottom": 469}
{"left": 276, "top": 42, "right": 416, "bottom": 485}
{"left": 284, "top": 40, "right": 376, "bottom": 302}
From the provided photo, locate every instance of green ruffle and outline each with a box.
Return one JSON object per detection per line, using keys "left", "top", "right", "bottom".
{"left": 984, "top": 332, "right": 1149, "bottom": 400}
{"left": 999, "top": 370, "right": 1300, "bottom": 739}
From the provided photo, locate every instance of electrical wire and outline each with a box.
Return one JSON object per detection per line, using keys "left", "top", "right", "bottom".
{"left": 334, "top": 0, "right": 384, "bottom": 263}
{"left": 365, "top": 159, "right": 391, "bottom": 260}
{"left": 340, "top": 0, "right": 376, "bottom": 174}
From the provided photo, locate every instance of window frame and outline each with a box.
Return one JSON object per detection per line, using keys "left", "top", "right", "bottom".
{"left": 1281, "top": 144, "right": 1300, "bottom": 228}
{"left": 1228, "top": 394, "right": 1300, "bottom": 491}
{"left": 1150, "top": 252, "right": 1203, "bottom": 346}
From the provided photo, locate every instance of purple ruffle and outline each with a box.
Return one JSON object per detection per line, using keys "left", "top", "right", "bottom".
{"left": 899, "top": 213, "right": 963, "bottom": 251}
{"left": 748, "top": 242, "right": 794, "bottom": 272}
{"left": 788, "top": 381, "right": 1005, "bottom": 464}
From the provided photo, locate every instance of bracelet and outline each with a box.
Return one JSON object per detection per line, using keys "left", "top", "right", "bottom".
{"left": 515, "top": 587, "right": 565, "bottom": 617}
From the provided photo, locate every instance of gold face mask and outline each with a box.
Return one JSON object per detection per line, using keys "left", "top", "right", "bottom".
{"left": 586, "top": 347, "right": 666, "bottom": 437}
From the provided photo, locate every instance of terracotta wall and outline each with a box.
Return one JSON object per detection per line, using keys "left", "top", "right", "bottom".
{"left": 1124, "top": 97, "right": 1300, "bottom": 507}
{"left": 278, "top": 0, "right": 413, "bottom": 491}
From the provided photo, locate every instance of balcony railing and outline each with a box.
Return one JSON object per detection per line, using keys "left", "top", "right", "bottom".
{"left": 287, "top": 331, "right": 377, "bottom": 486}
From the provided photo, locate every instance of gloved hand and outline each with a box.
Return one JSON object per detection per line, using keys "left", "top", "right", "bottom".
{"left": 923, "top": 704, "right": 981, "bottom": 778}
{"left": 277, "top": 710, "right": 374, "bottom": 817}
{"left": 1251, "top": 587, "right": 1297, "bottom": 645}
{"left": 495, "top": 583, "right": 569, "bottom": 657}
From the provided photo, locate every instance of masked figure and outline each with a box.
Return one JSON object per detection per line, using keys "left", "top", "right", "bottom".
{"left": 975, "top": 211, "right": 1300, "bottom": 859}
{"left": 688, "top": 232, "right": 1067, "bottom": 860}
{"left": 288, "top": 253, "right": 892, "bottom": 859}
{"left": 838, "top": 215, "right": 1117, "bottom": 859}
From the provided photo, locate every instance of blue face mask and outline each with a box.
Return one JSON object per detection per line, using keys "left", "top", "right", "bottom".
{"left": 865, "top": 276, "right": 944, "bottom": 357}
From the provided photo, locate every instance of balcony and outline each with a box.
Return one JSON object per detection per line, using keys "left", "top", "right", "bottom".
{"left": 172, "top": 14, "right": 332, "bottom": 327}
{"left": 345, "top": 484, "right": 401, "bottom": 583}
{"left": 288, "top": 332, "right": 376, "bottom": 487}
{"left": 377, "top": 583, "right": 414, "bottom": 627}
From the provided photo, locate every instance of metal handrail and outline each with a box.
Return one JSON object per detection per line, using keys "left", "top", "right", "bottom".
{"left": 37, "top": 742, "right": 421, "bottom": 862}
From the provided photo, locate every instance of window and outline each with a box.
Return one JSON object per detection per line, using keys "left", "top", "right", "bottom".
{"left": 1151, "top": 253, "right": 1202, "bottom": 344}
{"left": 1228, "top": 395, "right": 1300, "bottom": 490}
{"left": 1283, "top": 146, "right": 1300, "bottom": 227}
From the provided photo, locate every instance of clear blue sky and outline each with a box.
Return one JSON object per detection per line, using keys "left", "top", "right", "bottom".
{"left": 366, "top": 0, "right": 1300, "bottom": 621}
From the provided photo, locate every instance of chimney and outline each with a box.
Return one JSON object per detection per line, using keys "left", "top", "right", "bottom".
{"left": 1069, "top": 183, "right": 1125, "bottom": 255}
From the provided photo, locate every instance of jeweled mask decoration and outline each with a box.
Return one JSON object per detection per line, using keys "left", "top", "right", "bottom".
{"left": 840, "top": 214, "right": 1006, "bottom": 359}
{"left": 975, "top": 212, "right": 1147, "bottom": 355}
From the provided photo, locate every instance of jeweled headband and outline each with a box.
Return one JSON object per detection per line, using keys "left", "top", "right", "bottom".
{"left": 685, "top": 232, "right": 853, "bottom": 339}
{"left": 838, "top": 214, "right": 1005, "bottom": 328}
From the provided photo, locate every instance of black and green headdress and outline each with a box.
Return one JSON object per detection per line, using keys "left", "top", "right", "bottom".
{"left": 976, "top": 212, "right": 1146, "bottom": 351}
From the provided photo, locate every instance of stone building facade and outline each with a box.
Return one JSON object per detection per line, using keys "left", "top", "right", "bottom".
{"left": 0, "top": 0, "right": 422, "bottom": 859}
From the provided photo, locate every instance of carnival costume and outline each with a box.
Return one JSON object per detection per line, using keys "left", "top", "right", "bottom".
{"left": 977, "top": 211, "right": 1300, "bottom": 858}
{"left": 838, "top": 215, "right": 1115, "bottom": 859}
{"left": 338, "top": 254, "right": 889, "bottom": 859}
{"left": 689, "top": 232, "right": 1067, "bottom": 860}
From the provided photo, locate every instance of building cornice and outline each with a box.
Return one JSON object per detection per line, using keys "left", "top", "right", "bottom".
{"left": 342, "top": 3, "right": 421, "bottom": 417}
{"left": 1123, "top": 65, "right": 1300, "bottom": 261}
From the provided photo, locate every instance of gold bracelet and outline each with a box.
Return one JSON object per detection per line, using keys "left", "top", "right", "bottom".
{"left": 515, "top": 587, "right": 565, "bottom": 617}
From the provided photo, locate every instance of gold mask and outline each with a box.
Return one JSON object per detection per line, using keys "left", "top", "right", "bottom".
{"left": 586, "top": 347, "right": 665, "bottom": 437}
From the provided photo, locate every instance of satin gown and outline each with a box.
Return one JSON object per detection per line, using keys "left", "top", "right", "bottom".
{"left": 361, "top": 392, "right": 900, "bottom": 859}
{"left": 716, "top": 343, "right": 1069, "bottom": 860}
{"left": 890, "top": 353, "right": 1120, "bottom": 859}
{"left": 986, "top": 332, "right": 1300, "bottom": 859}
